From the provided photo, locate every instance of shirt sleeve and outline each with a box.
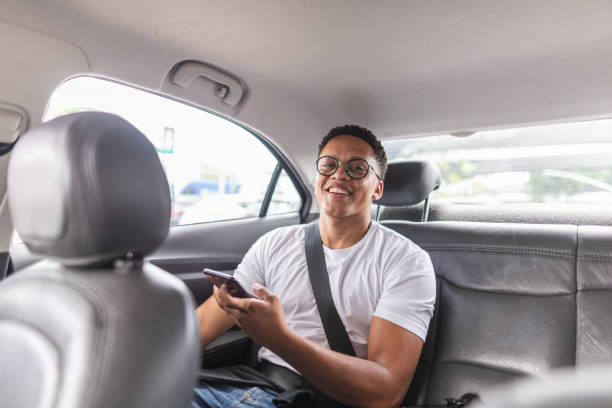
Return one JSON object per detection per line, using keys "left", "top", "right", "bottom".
{"left": 373, "top": 249, "right": 436, "bottom": 341}
{"left": 232, "top": 234, "right": 267, "bottom": 295}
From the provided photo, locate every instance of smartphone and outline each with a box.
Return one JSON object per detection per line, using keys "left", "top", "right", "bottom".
{"left": 202, "top": 268, "right": 255, "bottom": 298}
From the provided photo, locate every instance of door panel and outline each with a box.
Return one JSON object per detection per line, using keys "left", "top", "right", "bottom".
{"left": 148, "top": 213, "right": 301, "bottom": 305}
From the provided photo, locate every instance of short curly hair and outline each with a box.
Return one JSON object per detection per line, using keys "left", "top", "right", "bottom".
{"left": 318, "top": 125, "right": 387, "bottom": 180}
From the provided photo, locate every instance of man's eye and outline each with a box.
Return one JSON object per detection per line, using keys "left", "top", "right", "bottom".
{"left": 348, "top": 165, "right": 366, "bottom": 172}
{"left": 322, "top": 164, "right": 336, "bottom": 168}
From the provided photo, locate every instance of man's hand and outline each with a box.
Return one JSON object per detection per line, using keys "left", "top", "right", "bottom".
{"left": 213, "top": 283, "right": 289, "bottom": 349}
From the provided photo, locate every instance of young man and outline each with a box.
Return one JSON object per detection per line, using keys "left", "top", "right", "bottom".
{"left": 194, "top": 125, "right": 436, "bottom": 408}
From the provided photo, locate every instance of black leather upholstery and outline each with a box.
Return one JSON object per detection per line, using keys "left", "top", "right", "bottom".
{"left": 381, "top": 220, "right": 612, "bottom": 406}
{"left": 576, "top": 226, "right": 612, "bottom": 367}
{"left": 375, "top": 160, "right": 441, "bottom": 207}
{"left": 7, "top": 111, "right": 171, "bottom": 266}
{"left": 0, "top": 112, "right": 199, "bottom": 408}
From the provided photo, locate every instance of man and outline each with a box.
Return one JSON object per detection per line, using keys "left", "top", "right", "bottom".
{"left": 194, "top": 125, "right": 436, "bottom": 408}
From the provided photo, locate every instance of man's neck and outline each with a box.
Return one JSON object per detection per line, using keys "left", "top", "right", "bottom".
{"left": 318, "top": 213, "right": 372, "bottom": 250}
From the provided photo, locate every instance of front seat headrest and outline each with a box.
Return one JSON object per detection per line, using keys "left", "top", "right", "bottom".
{"left": 375, "top": 160, "right": 441, "bottom": 207}
{"left": 8, "top": 111, "right": 171, "bottom": 266}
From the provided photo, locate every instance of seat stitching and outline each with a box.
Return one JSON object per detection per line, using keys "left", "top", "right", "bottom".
{"left": 577, "top": 254, "right": 612, "bottom": 261}
{"left": 434, "top": 359, "right": 526, "bottom": 377}
{"left": 440, "top": 275, "right": 574, "bottom": 297}
{"left": 419, "top": 243, "right": 573, "bottom": 258}
{"left": 573, "top": 226, "right": 579, "bottom": 366}
{"left": 576, "top": 287, "right": 612, "bottom": 293}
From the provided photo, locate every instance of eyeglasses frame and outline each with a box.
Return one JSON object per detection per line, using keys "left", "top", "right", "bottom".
{"left": 316, "top": 155, "right": 381, "bottom": 180}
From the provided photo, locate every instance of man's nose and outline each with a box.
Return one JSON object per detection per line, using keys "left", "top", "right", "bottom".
{"left": 332, "top": 162, "right": 351, "bottom": 180}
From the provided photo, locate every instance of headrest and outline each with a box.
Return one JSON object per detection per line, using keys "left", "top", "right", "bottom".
{"left": 375, "top": 160, "right": 441, "bottom": 206}
{"left": 8, "top": 112, "right": 171, "bottom": 266}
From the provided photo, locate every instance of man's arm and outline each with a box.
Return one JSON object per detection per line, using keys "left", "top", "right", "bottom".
{"left": 216, "top": 284, "right": 424, "bottom": 408}
{"left": 195, "top": 295, "right": 236, "bottom": 348}
{"left": 276, "top": 315, "right": 423, "bottom": 408}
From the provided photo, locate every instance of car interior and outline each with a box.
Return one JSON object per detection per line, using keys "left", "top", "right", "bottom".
{"left": 2, "top": 1, "right": 612, "bottom": 407}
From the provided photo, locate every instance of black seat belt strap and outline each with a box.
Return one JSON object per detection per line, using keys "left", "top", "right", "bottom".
{"left": 304, "top": 221, "right": 356, "bottom": 356}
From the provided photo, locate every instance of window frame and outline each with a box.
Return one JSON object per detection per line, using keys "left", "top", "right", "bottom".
{"left": 45, "top": 75, "right": 312, "bottom": 224}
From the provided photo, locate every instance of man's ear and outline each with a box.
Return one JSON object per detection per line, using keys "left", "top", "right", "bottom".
{"left": 372, "top": 180, "right": 384, "bottom": 201}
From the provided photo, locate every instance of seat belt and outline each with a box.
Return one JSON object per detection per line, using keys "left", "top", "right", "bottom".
{"left": 304, "top": 221, "right": 356, "bottom": 356}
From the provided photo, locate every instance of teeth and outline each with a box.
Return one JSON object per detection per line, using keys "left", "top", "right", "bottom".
{"left": 329, "top": 187, "right": 349, "bottom": 195}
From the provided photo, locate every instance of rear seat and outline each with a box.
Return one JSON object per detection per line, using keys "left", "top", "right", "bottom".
{"left": 382, "top": 220, "right": 612, "bottom": 406}
{"left": 201, "top": 216, "right": 612, "bottom": 405}
{"left": 372, "top": 161, "right": 612, "bottom": 406}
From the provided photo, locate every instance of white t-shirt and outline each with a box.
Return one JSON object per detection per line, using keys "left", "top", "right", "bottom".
{"left": 233, "top": 221, "right": 436, "bottom": 373}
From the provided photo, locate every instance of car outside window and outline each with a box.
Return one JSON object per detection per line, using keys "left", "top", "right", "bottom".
{"left": 44, "top": 76, "right": 302, "bottom": 226}
{"left": 384, "top": 119, "right": 612, "bottom": 206}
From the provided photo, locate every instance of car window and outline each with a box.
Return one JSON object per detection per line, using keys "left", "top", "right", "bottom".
{"left": 44, "top": 76, "right": 301, "bottom": 226}
{"left": 268, "top": 170, "right": 302, "bottom": 216}
{"left": 384, "top": 118, "right": 612, "bottom": 206}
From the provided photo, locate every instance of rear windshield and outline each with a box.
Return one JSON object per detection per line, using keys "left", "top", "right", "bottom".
{"left": 384, "top": 119, "right": 612, "bottom": 206}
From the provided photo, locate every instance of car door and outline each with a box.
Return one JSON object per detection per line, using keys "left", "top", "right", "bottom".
{"left": 150, "top": 213, "right": 301, "bottom": 305}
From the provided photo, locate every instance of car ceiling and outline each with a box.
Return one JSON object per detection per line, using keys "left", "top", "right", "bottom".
{"left": 2, "top": 0, "right": 612, "bottom": 183}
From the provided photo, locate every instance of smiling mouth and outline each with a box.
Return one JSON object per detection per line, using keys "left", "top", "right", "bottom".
{"left": 327, "top": 187, "right": 350, "bottom": 196}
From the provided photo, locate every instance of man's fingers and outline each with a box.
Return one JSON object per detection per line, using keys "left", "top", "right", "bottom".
{"left": 212, "top": 285, "right": 225, "bottom": 308}
{"left": 252, "top": 283, "right": 273, "bottom": 301}
{"left": 215, "top": 284, "right": 235, "bottom": 304}
{"left": 225, "top": 306, "right": 243, "bottom": 322}
{"left": 234, "top": 314, "right": 249, "bottom": 328}
{"left": 213, "top": 285, "right": 239, "bottom": 312}
{"left": 215, "top": 284, "right": 253, "bottom": 314}
{"left": 223, "top": 294, "right": 252, "bottom": 313}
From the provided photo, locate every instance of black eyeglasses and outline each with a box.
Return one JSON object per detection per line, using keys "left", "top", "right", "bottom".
{"left": 316, "top": 156, "right": 381, "bottom": 180}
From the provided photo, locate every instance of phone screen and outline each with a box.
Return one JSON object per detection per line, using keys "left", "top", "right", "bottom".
{"left": 203, "top": 268, "right": 254, "bottom": 298}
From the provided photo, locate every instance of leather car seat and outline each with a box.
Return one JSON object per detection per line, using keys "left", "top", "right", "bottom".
{"left": 374, "top": 160, "right": 441, "bottom": 221}
{"left": 0, "top": 112, "right": 200, "bottom": 408}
